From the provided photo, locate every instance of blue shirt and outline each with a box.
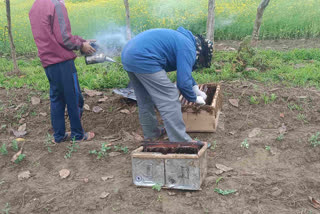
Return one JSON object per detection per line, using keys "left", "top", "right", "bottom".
{"left": 121, "top": 27, "right": 197, "bottom": 102}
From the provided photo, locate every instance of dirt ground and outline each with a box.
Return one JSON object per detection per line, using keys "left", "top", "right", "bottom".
{"left": 1, "top": 79, "right": 320, "bottom": 214}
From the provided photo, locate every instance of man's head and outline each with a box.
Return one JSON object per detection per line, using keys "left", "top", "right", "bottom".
{"left": 194, "top": 35, "right": 213, "bottom": 69}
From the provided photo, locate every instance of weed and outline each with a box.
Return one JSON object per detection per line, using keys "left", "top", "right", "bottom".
{"left": 288, "top": 103, "right": 303, "bottom": 111}
{"left": 297, "top": 113, "right": 308, "bottom": 123}
{"left": 214, "top": 188, "right": 237, "bottom": 195}
{"left": 152, "top": 183, "right": 162, "bottom": 192}
{"left": 15, "top": 154, "right": 26, "bottom": 164}
{"left": 241, "top": 139, "right": 249, "bottom": 149}
{"left": 265, "top": 145, "right": 271, "bottom": 151}
{"left": 64, "top": 138, "right": 79, "bottom": 159}
{"left": 249, "top": 96, "right": 260, "bottom": 105}
{"left": 261, "top": 93, "right": 270, "bottom": 104}
{"left": 309, "top": 132, "right": 320, "bottom": 147}
{"left": 276, "top": 134, "right": 284, "bottom": 141}
{"left": 14, "top": 104, "right": 28, "bottom": 119}
{"left": 270, "top": 93, "right": 277, "bottom": 102}
{"left": 31, "top": 111, "right": 37, "bottom": 116}
{"left": 2, "top": 203, "right": 10, "bottom": 214}
{"left": 89, "top": 142, "right": 111, "bottom": 159}
{"left": 44, "top": 133, "right": 54, "bottom": 153}
{"left": 210, "top": 140, "right": 217, "bottom": 151}
{"left": 0, "top": 144, "right": 8, "bottom": 155}
{"left": 11, "top": 140, "right": 19, "bottom": 151}
{"left": 113, "top": 145, "right": 129, "bottom": 154}
{"left": 0, "top": 180, "right": 5, "bottom": 186}
{"left": 216, "top": 177, "right": 223, "bottom": 185}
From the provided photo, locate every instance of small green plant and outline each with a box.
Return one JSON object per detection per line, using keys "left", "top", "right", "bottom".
{"left": 270, "top": 93, "right": 277, "bottom": 102}
{"left": 11, "top": 140, "right": 19, "bottom": 151}
{"left": 249, "top": 96, "right": 259, "bottom": 105}
{"left": 31, "top": 111, "right": 37, "bottom": 116}
{"left": 64, "top": 138, "right": 80, "bottom": 159}
{"left": 276, "top": 134, "right": 284, "bottom": 141}
{"left": 152, "top": 183, "right": 162, "bottom": 192}
{"left": 0, "top": 143, "right": 8, "bottom": 155}
{"left": 261, "top": 93, "right": 270, "bottom": 104}
{"left": 2, "top": 203, "right": 10, "bottom": 214}
{"left": 265, "top": 145, "right": 271, "bottom": 151}
{"left": 44, "top": 133, "right": 54, "bottom": 153}
{"left": 214, "top": 188, "right": 237, "bottom": 195}
{"left": 14, "top": 154, "right": 26, "bottom": 164}
{"left": 89, "top": 142, "right": 111, "bottom": 159}
{"left": 241, "top": 139, "right": 249, "bottom": 149}
{"left": 309, "top": 132, "right": 320, "bottom": 147}
{"left": 216, "top": 177, "right": 223, "bottom": 185}
{"left": 113, "top": 145, "right": 129, "bottom": 154}
{"left": 210, "top": 140, "right": 217, "bottom": 151}
{"left": 288, "top": 103, "right": 303, "bottom": 111}
{"left": 297, "top": 113, "right": 308, "bottom": 123}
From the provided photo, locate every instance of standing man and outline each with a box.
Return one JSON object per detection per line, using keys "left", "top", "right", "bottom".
{"left": 121, "top": 27, "right": 213, "bottom": 142}
{"left": 29, "top": 0, "right": 95, "bottom": 143}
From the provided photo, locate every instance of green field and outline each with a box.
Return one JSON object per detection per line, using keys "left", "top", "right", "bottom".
{"left": 0, "top": 0, "right": 319, "bottom": 54}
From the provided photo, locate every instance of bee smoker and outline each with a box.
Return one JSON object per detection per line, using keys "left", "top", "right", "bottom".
{"left": 83, "top": 42, "right": 117, "bottom": 65}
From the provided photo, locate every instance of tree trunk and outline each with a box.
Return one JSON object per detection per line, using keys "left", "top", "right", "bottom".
{"left": 123, "top": 0, "right": 131, "bottom": 40}
{"left": 251, "top": 0, "right": 270, "bottom": 46}
{"left": 206, "top": 0, "right": 215, "bottom": 42}
{"left": 5, "top": 0, "right": 20, "bottom": 73}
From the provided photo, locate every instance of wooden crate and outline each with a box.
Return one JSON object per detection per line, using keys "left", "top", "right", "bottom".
{"left": 131, "top": 142, "right": 208, "bottom": 190}
{"left": 180, "top": 83, "right": 222, "bottom": 132}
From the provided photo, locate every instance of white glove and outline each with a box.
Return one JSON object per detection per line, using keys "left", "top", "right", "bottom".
{"left": 195, "top": 96, "right": 206, "bottom": 105}
{"left": 192, "top": 85, "right": 207, "bottom": 100}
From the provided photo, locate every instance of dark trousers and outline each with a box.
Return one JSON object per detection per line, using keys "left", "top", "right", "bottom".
{"left": 45, "top": 60, "right": 84, "bottom": 142}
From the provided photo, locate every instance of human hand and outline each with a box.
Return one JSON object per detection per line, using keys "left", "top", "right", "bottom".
{"left": 192, "top": 85, "right": 207, "bottom": 100}
{"left": 80, "top": 42, "right": 96, "bottom": 55}
{"left": 195, "top": 96, "right": 206, "bottom": 105}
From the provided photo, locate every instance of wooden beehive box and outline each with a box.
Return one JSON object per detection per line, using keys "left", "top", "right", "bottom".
{"left": 180, "top": 83, "right": 222, "bottom": 132}
{"left": 131, "top": 142, "right": 208, "bottom": 190}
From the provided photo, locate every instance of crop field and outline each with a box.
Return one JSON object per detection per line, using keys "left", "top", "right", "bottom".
{"left": 0, "top": 0, "right": 320, "bottom": 54}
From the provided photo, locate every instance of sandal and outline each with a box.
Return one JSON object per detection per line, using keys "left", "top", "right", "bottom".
{"left": 72, "top": 132, "right": 95, "bottom": 143}
{"left": 52, "top": 132, "right": 71, "bottom": 144}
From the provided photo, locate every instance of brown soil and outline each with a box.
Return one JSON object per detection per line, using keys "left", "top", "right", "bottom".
{"left": 1, "top": 80, "right": 320, "bottom": 214}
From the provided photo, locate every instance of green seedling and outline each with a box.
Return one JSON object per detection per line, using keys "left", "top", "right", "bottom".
{"left": 309, "top": 132, "right": 320, "bottom": 147}
{"left": 241, "top": 139, "right": 249, "bottom": 149}
{"left": 31, "top": 111, "right": 37, "bottom": 116}
{"left": 152, "top": 183, "right": 162, "bottom": 192}
{"left": 113, "top": 145, "right": 129, "bottom": 154}
{"left": 270, "top": 93, "right": 277, "bottom": 102}
{"left": 2, "top": 203, "right": 10, "bottom": 214}
{"left": 297, "top": 113, "right": 308, "bottom": 123}
{"left": 249, "top": 96, "right": 259, "bottom": 105}
{"left": 210, "top": 140, "right": 217, "bottom": 151}
{"left": 276, "top": 134, "right": 284, "bottom": 141}
{"left": 44, "top": 133, "right": 54, "bottom": 153}
{"left": 89, "top": 142, "right": 111, "bottom": 159}
{"left": 288, "top": 103, "right": 303, "bottom": 111}
{"left": 11, "top": 140, "right": 19, "bottom": 151}
{"left": 265, "top": 145, "right": 271, "bottom": 151}
{"left": 261, "top": 93, "right": 270, "bottom": 104}
{"left": 216, "top": 177, "right": 223, "bottom": 185}
{"left": 15, "top": 154, "right": 26, "bottom": 164}
{"left": 0, "top": 143, "right": 8, "bottom": 155}
{"left": 214, "top": 188, "right": 237, "bottom": 195}
{"left": 64, "top": 138, "right": 79, "bottom": 159}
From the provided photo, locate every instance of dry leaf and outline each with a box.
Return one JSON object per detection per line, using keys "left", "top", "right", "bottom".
{"left": 31, "top": 97, "right": 41, "bottom": 105}
{"left": 248, "top": 128, "right": 261, "bottom": 138}
{"left": 216, "top": 164, "right": 233, "bottom": 172}
{"left": 120, "top": 109, "right": 130, "bottom": 114}
{"left": 40, "top": 112, "right": 47, "bottom": 117}
{"left": 101, "top": 175, "right": 114, "bottom": 181}
{"left": 11, "top": 150, "right": 22, "bottom": 163}
{"left": 109, "top": 152, "right": 121, "bottom": 157}
{"left": 168, "top": 192, "right": 176, "bottom": 196}
{"left": 98, "top": 96, "right": 108, "bottom": 103}
{"left": 12, "top": 129, "right": 27, "bottom": 137}
{"left": 279, "top": 123, "right": 287, "bottom": 135}
{"left": 18, "top": 171, "right": 31, "bottom": 181}
{"left": 15, "top": 103, "right": 24, "bottom": 110}
{"left": 100, "top": 192, "right": 110, "bottom": 199}
{"left": 84, "top": 104, "right": 90, "bottom": 111}
{"left": 84, "top": 88, "right": 102, "bottom": 97}
{"left": 18, "top": 123, "right": 27, "bottom": 132}
{"left": 83, "top": 178, "right": 89, "bottom": 183}
{"left": 59, "top": 169, "right": 70, "bottom": 179}
{"left": 92, "top": 106, "right": 103, "bottom": 113}
{"left": 16, "top": 138, "right": 25, "bottom": 142}
{"left": 229, "top": 99, "right": 239, "bottom": 107}
{"left": 215, "top": 169, "right": 224, "bottom": 175}
{"left": 19, "top": 118, "right": 25, "bottom": 124}
{"left": 279, "top": 113, "right": 285, "bottom": 118}
{"left": 309, "top": 196, "right": 320, "bottom": 209}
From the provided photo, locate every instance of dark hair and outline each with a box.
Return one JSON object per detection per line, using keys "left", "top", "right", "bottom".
{"left": 194, "top": 35, "right": 213, "bottom": 69}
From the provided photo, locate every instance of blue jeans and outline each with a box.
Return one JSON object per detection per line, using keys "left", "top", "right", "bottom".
{"left": 45, "top": 60, "right": 84, "bottom": 142}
